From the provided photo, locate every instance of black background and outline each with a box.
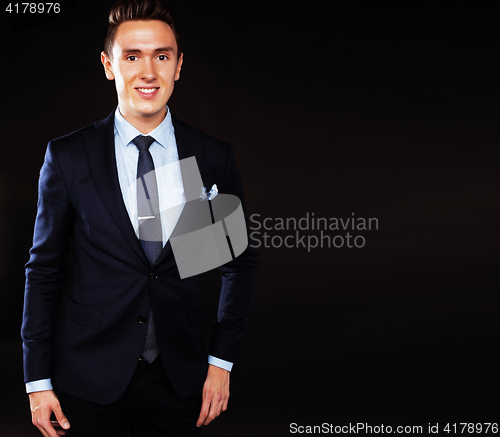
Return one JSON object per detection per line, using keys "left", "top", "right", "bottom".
{"left": 1, "top": 1, "right": 499, "bottom": 435}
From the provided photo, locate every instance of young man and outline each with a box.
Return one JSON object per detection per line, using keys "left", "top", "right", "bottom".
{"left": 22, "top": 1, "right": 258, "bottom": 436}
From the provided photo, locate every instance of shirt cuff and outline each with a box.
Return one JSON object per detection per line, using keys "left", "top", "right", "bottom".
{"left": 208, "top": 355, "right": 233, "bottom": 372}
{"left": 26, "top": 378, "right": 53, "bottom": 394}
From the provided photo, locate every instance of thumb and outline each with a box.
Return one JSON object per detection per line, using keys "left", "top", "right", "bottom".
{"left": 53, "top": 406, "right": 70, "bottom": 429}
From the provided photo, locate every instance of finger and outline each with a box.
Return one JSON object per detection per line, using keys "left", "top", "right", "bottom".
{"left": 222, "top": 382, "right": 230, "bottom": 412}
{"left": 34, "top": 423, "right": 49, "bottom": 437}
{"left": 196, "top": 387, "right": 211, "bottom": 427}
{"left": 222, "top": 376, "right": 230, "bottom": 412}
{"left": 34, "top": 416, "right": 58, "bottom": 437}
{"left": 53, "top": 406, "right": 71, "bottom": 430}
{"left": 222, "top": 394, "right": 229, "bottom": 412}
{"left": 32, "top": 411, "right": 48, "bottom": 437}
{"left": 42, "top": 423, "right": 59, "bottom": 437}
{"left": 51, "top": 420, "right": 68, "bottom": 436}
{"left": 196, "top": 401, "right": 210, "bottom": 426}
{"left": 203, "top": 391, "right": 222, "bottom": 426}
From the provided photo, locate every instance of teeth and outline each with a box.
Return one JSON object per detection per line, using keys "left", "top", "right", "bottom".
{"left": 138, "top": 88, "right": 157, "bottom": 93}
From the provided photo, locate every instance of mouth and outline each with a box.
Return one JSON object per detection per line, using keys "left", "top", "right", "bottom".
{"left": 135, "top": 87, "right": 160, "bottom": 98}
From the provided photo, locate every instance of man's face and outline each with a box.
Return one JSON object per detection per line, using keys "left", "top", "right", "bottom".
{"left": 101, "top": 20, "right": 183, "bottom": 126}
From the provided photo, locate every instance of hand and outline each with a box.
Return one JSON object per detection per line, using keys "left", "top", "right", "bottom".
{"left": 196, "top": 364, "right": 230, "bottom": 427}
{"left": 29, "top": 390, "right": 70, "bottom": 437}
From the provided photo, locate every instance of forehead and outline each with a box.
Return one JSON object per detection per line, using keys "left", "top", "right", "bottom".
{"left": 113, "top": 20, "right": 177, "bottom": 54}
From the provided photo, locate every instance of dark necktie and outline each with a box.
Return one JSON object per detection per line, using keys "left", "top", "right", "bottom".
{"left": 133, "top": 135, "right": 161, "bottom": 363}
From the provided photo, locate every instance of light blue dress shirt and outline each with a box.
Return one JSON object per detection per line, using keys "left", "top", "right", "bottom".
{"left": 26, "top": 106, "right": 232, "bottom": 394}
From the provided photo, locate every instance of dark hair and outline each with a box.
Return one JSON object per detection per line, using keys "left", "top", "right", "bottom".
{"left": 104, "top": 0, "right": 181, "bottom": 59}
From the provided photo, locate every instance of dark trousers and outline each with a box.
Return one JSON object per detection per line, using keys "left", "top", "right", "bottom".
{"left": 58, "top": 358, "right": 202, "bottom": 437}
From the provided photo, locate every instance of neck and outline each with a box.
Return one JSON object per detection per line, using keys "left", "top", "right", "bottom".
{"left": 119, "top": 108, "right": 167, "bottom": 134}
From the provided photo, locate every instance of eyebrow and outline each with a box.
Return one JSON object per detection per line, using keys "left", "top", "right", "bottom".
{"left": 122, "top": 47, "right": 175, "bottom": 54}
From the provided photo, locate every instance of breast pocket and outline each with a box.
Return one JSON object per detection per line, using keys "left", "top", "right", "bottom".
{"left": 63, "top": 297, "right": 103, "bottom": 330}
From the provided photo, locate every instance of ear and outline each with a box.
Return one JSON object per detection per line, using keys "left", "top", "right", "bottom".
{"left": 101, "top": 51, "right": 115, "bottom": 81}
{"left": 174, "top": 52, "right": 183, "bottom": 81}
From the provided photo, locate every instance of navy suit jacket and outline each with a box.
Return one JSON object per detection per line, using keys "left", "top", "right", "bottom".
{"left": 22, "top": 111, "right": 258, "bottom": 404}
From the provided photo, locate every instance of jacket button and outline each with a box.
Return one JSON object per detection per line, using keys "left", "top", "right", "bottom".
{"left": 138, "top": 315, "right": 147, "bottom": 324}
{"left": 150, "top": 271, "right": 158, "bottom": 280}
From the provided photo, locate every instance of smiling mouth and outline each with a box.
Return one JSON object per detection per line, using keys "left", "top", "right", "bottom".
{"left": 136, "top": 87, "right": 159, "bottom": 94}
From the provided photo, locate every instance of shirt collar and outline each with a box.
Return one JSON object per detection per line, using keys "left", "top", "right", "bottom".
{"left": 114, "top": 105, "right": 173, "bottom": 149}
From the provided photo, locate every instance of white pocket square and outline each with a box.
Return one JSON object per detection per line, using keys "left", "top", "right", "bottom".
{"left": 200, "top": 184, "right": 218, "bottom": 201}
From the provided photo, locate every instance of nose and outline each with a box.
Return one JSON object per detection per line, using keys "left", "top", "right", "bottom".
{"left": 141, "top": 58, "right": 156, "bottom": 81}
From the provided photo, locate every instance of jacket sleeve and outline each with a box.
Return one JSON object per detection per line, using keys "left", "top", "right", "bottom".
{"left": 21, "top": 141, "right": 75, "bottom": 384}
{"left": 208, "top": 145, "right": 259, "bottom": 363}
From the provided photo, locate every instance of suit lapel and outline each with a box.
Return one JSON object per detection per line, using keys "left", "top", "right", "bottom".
{"left": 172, "top": 116, "right": 205, "bottom": 199}
{"left": 154, "top": 116, "right": 205, "bottom": 267}
{"left": 83, "top": 112, "right": 150, "bottom": 268}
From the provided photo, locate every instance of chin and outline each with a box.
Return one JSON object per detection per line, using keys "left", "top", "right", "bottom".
{"left": 146, "top": 108, "right": 166, "bottom": 117}
{"left": 136, "top": 105, "right": 165, "bottom": 116}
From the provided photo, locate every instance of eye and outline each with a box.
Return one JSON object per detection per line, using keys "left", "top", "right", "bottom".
{"left": 126, "top": 55, "right": 138, "bottom": 61}
{"left": 157, "top": 54, "right": 168, "bottom": 61}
